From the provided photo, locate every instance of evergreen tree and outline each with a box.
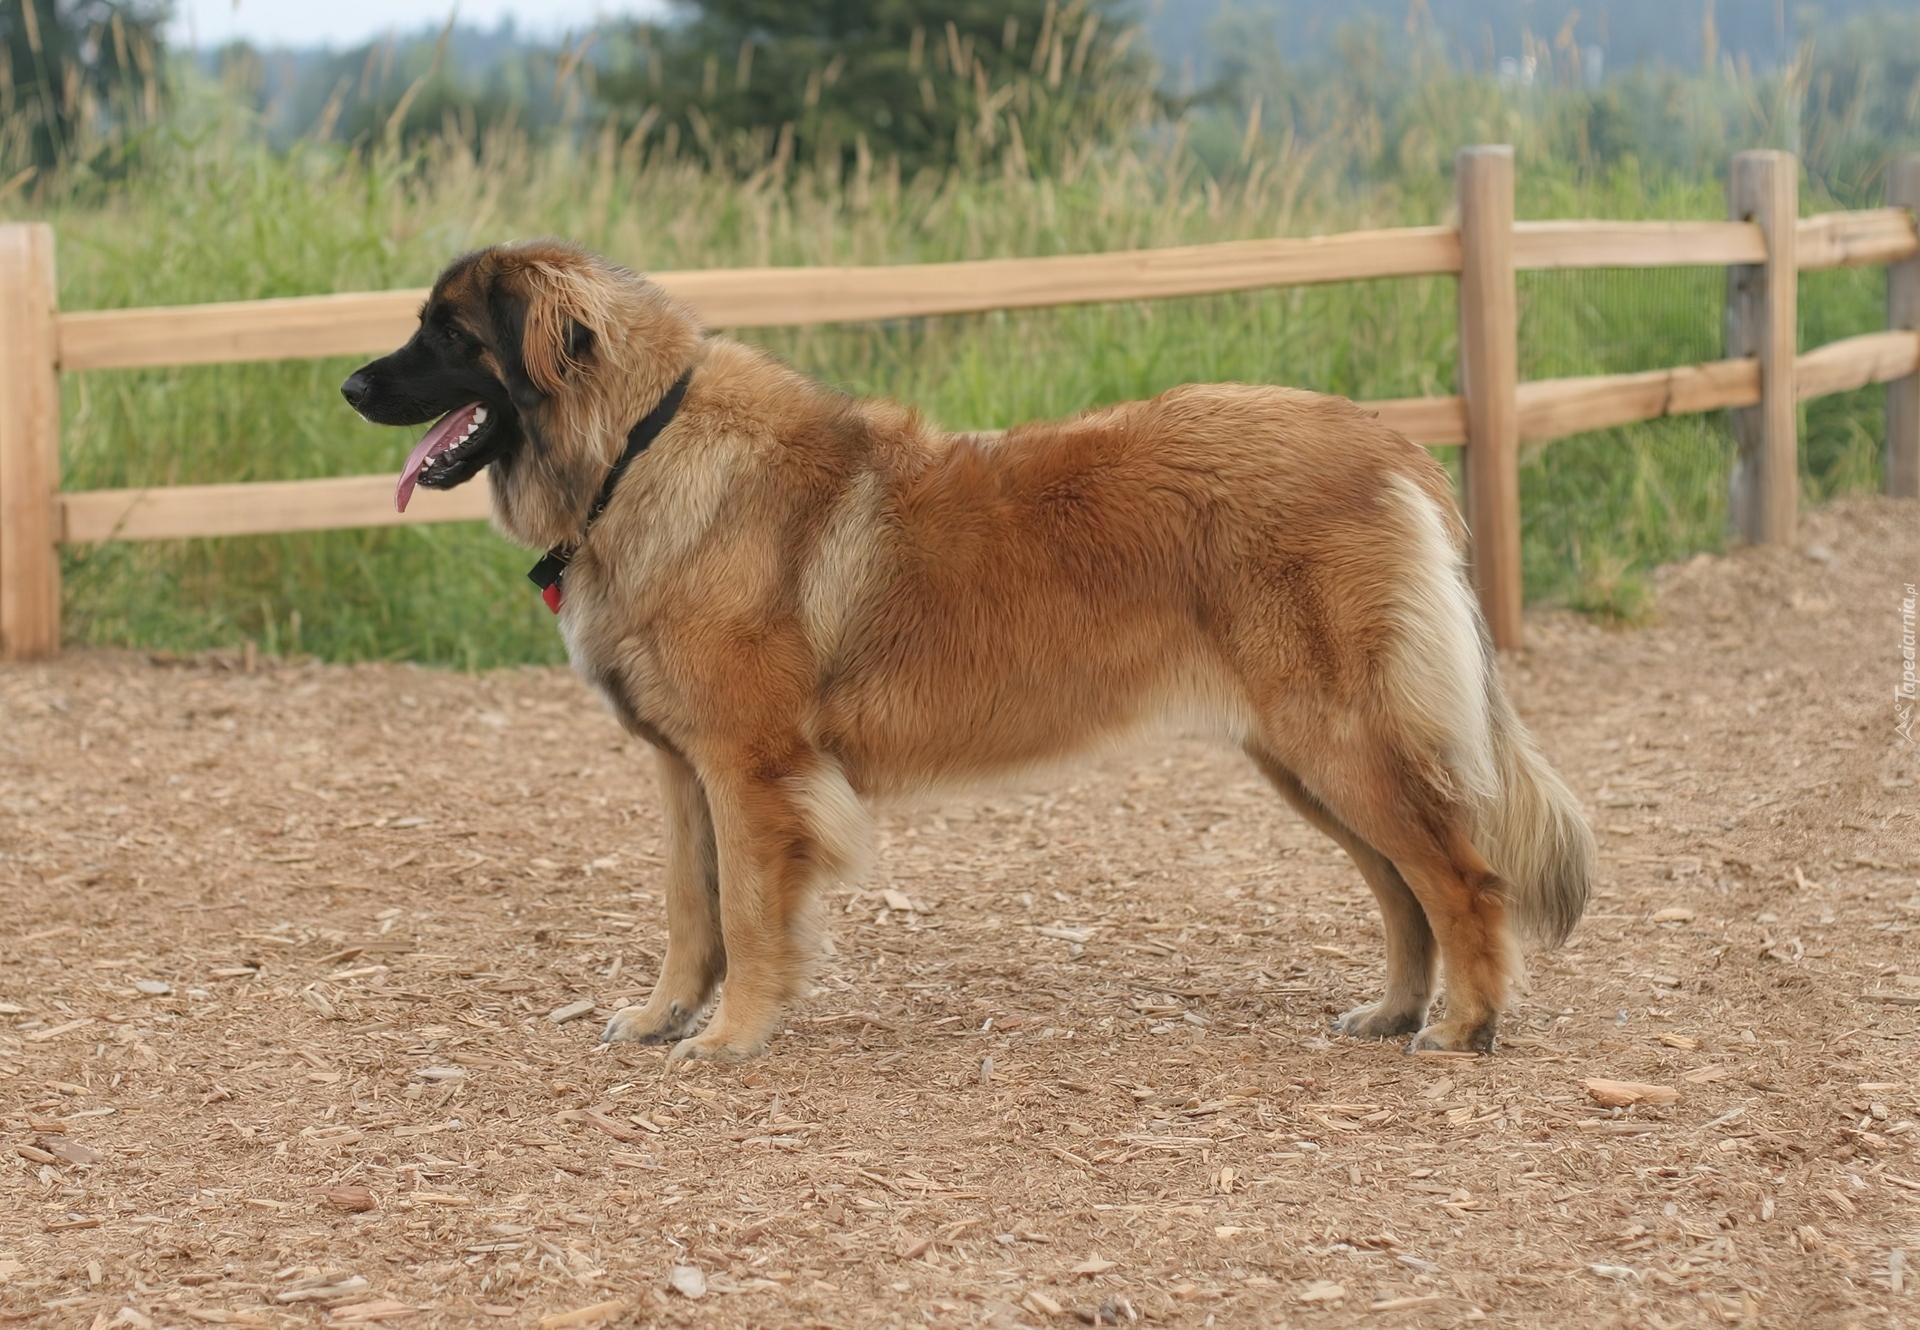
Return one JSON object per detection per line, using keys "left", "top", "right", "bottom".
{"left": 594, "top": 0, "right": 1153, "bottom": 177}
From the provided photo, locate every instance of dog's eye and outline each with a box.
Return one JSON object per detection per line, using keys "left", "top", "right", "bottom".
{"left": 450, "top": 329, "right": 484, "bottom": 359}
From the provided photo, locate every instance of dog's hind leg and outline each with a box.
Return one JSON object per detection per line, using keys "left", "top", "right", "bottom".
{"left": 1377, "top": 822, "right": 1512, "bottom": 1053}
{"left": 1284, "top": 744, "right": 1514, "bottom": 1053}
{"left": 1247, "top": 747, "right": 1436, "bottom": 1039}
{"left": 667, "top": 746, "right": 872, "bottom": 1063}
{"left": 602, "top": 748, "right": 724, "bottom": 1046}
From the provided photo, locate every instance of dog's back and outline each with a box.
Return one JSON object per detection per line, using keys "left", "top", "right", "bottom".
{"left": 801, "top": 378, "right": 1453, "bottom": 788}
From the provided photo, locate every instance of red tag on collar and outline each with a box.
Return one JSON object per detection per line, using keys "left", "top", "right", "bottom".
{"left": 542, "top": 583, "right": 564, "bottom": 614}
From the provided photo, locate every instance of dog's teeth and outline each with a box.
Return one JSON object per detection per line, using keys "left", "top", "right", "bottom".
{"left": 472, "top": 406, "right": 488, "bottom": 424}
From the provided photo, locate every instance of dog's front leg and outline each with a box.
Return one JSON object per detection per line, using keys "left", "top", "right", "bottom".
{"left": 602, "top": 748, "right": 723, "bottom": 1046}
{"left": 666, "top": 747, "right": 869, "bottom": 1063}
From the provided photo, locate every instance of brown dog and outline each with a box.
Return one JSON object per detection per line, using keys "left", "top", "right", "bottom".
{"left": 343, "top": 239, "right": 1594, "bottom": 1062}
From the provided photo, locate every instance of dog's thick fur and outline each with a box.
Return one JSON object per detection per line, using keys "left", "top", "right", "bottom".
{"left": 344, "top": 240, "right": 1594, "bottom": 1062}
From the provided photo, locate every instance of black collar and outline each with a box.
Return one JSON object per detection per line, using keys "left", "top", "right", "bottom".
{"left": 527, "top": 367, "right": 693, "bottom": 612}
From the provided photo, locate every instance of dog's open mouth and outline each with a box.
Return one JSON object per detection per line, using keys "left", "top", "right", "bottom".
{"left": 396, "top": 402, "right": 495, "bottom": 512}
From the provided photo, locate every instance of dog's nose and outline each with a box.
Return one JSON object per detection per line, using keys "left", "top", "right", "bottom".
{"left": 341, "top": 371, "right": 372, "bottom": 410}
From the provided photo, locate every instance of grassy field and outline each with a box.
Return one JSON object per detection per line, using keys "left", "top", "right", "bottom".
{"left": 13, "top": 72, "right": 1898, "bottom": 666}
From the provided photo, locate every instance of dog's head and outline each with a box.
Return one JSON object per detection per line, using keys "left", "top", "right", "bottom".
{"left": 342, "top": 241, "right": 698, "bottom": 542}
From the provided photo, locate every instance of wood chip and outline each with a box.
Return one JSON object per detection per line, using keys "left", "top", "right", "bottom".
{"left": 548, "top": 1000, "right": 596, "bottom": 1025}
{"left": 1370, "top": 1295, "right": 1446, "bottom": 1311}
{"left": 326, "top": 1300, "right": 418, "bottom": 1324}
{"left": 1070, "top": 1255, "right": 1117, "bottom": 1276}
{"left": 581, "top": 1109, "right": 639, "bottom": 1143}
{"left": 1297, "top": 1280, "right": 1348, "bottom": 1303}
{"left": 274, "top": 1273, "right": 369, "bottom": 1304}
{"left": 44, "top": 1138, "right": 98, "bottom": 1166}
{"left": 24, "top": 1017, "right": 95, "bottom": 1043}
{"left": 1583, "top": 1078, "right": 1678, "bottom": 1107}
{"left": 406, "top": 1191, "right": 470, "bottom": 1206}
{"left": 314, "top": 1186, "right": 376, "bottom": 1212}
{"left": 537, "top": 1300, "right": 627, "bottom": 1330}
{"left": 1650, "top": 908, "right": 1695, "bottom": 922}
{"left": 668, "top": 1265, "right": 707, "bottom": 1299}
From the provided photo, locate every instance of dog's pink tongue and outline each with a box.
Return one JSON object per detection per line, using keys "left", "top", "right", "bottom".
{"left": 395, "top": 403, "right": 482, "bottom": 512}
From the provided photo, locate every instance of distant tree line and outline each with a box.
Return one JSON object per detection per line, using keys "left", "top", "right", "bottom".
{"left": 10, "top": 0, "right": 1920, "bottom": 206}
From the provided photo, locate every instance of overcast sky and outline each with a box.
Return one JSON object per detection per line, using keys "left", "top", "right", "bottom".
{"left": 168, "top": 0, "right": 671, "bottom": 50}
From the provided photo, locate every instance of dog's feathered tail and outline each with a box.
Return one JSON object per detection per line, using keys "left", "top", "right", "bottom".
{"left": 1473, "top": 673, "right": 1595, "bottom": 946}
{"left": 1384, "top": 476, "right": 1595, "bottom": 948}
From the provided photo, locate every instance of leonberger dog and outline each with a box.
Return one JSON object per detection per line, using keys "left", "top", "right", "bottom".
{"left": 342, "top": 240, "right": 1593, "bottom": 1063}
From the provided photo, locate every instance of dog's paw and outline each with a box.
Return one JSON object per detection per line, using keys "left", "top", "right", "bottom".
{"left": 663, "top": 1026, "right": 769, "bottom": 1065}
{"left": 601, "top": 999, "right": 704, "bottom": 1046}
{"left": 1332, "top": 1001, "right": 1426, "bottom": 1041}
{"left": 1405, "top": 1016, "right": 1497, "bottom": 1055}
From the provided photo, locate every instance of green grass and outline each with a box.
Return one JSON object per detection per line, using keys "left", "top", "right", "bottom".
{"left": 12, "top": 83, "right": 1898, "bottom": 663}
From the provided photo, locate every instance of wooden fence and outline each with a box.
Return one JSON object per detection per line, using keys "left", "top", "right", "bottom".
{"left": 3, "top": 145, "right": 1918, "bottom": 661}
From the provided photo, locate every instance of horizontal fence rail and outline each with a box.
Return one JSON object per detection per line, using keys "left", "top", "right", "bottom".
{"left": 55, "top": 228, "right": 1463, "bottom": 372}
{"left": 56, "top": 214, "right": 1920, "bottom": 375}
{"left": 3, "top": 145, "right": 1919, "bottom": 661}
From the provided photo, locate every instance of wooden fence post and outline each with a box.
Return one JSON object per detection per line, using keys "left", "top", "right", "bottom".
{"left": 0, "top": 223, "right": 63, "bottom": 661}
{"left": 1726, "top": 150, "right": 1799, "bottom": 543}
{"left": 1887, "top": 154, "right": 1920, "bottom": 500}
{"left": 1456, "top": 145, "right": 1522, "bottom": 651}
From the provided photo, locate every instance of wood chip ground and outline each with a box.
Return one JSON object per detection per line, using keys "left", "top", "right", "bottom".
{"left": 2, "top": 496, "right": 1917, "bottom": 1327}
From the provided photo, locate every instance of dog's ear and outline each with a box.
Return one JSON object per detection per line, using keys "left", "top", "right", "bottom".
{"left": 486, "top": 252, "right": 609, "bottom": 407}
{"left": 516, "top": 258, "right": 609, "bottom": 395}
